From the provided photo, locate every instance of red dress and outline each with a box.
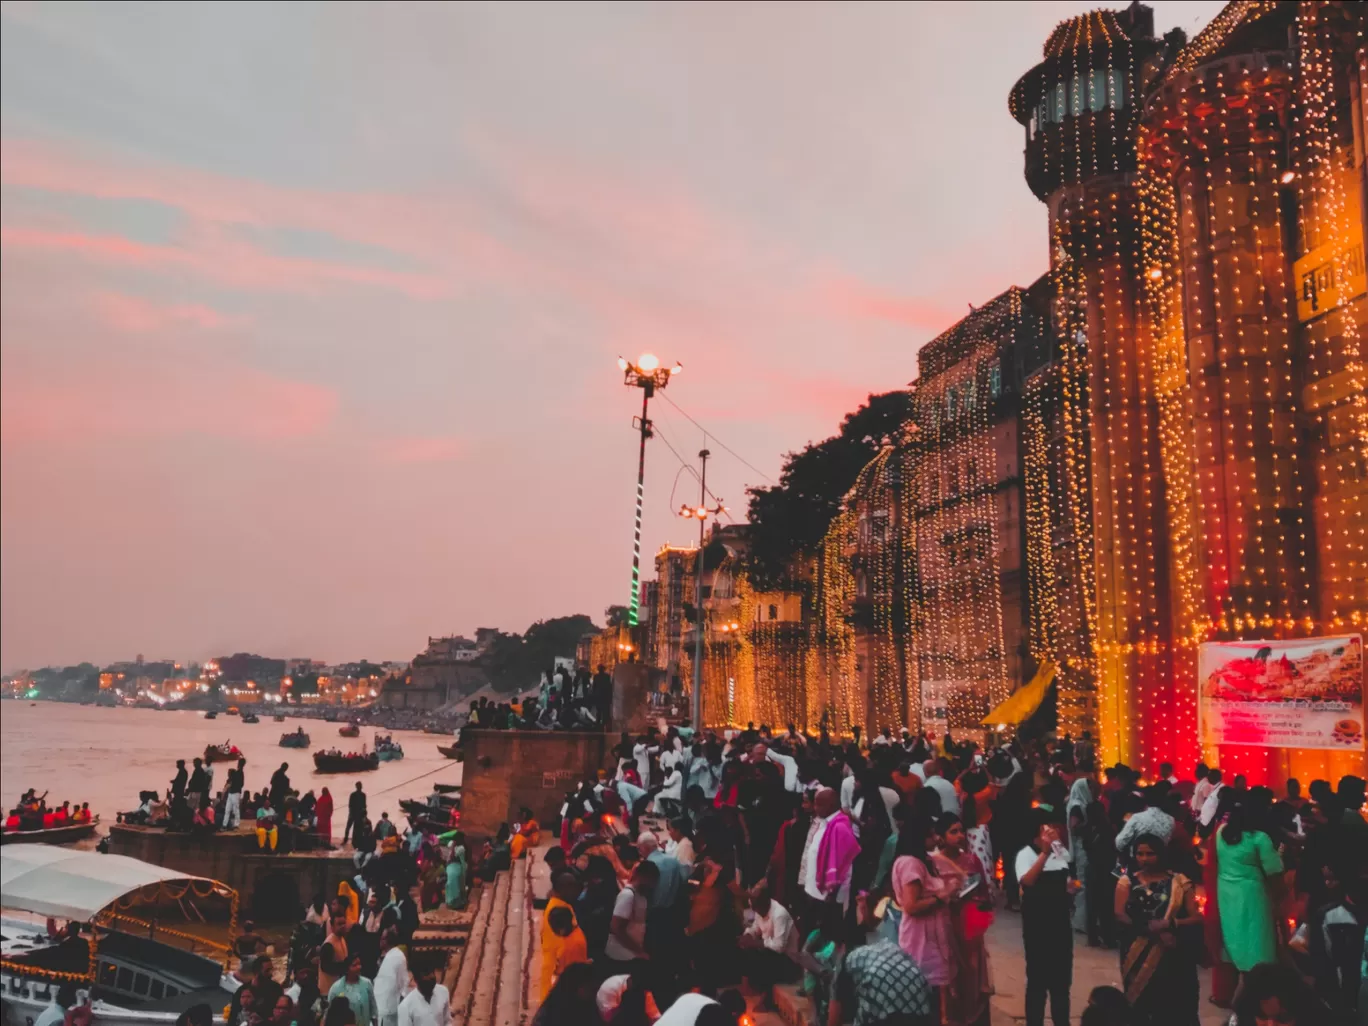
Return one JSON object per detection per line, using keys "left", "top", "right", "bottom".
{"left": 315, "top": 790, "right": 334, "bottom": 845}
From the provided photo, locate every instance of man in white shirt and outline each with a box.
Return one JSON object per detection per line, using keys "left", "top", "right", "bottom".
{"left": 739, "top": 882, "right": 800, "bottom": 1004}
{"left": 373, "top": 931, "right": 411, "bottom": 1026}
{"left": 923, "top": 760, "right": 961, "bottom": 817}
{"left": 396, "top": 967, "right": 449, "bottom": 1026}
{"left": 1198, "top": 768, "right": 1225, "bottom": 827}
{"left": 633, "top": 738, "right": 659, "bottom": 785}
{"left": 1190, "top": 764, "right": 1214, "bottom": 815}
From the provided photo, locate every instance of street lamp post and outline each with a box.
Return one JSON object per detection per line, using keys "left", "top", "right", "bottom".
{"left": 679, "top": 450, "right": 725, "bottom": 729}
{"left": 619, "top": 354, "right": 681, "bottom": 628}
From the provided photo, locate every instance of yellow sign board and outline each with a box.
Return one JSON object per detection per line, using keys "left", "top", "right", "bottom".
{"left": 1295, "top": 239, "right": 1367, "bottom": 323}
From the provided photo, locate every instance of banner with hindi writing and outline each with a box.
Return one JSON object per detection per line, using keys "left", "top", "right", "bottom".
{"left": 1197, "top": 635, "right": 1364, "bottom": 752}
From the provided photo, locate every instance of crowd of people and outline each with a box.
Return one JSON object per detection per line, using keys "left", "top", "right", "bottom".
{"left": 115, "top": 756, "right": 340, "bottom": 852}
{"left": 465, "top": 663, "right": 615, "bottom": 732}
{"left": 3, "top": 789, "right": 94, "bottom": 832}
{"left": 522, "top": 721, "right": 1364, "bottom": 1026}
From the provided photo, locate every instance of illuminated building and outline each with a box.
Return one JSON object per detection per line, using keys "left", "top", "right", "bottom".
{"left": 1138, "top": 0, "right": 1367, "bottom": 783}
{"left": 910, "top": 288, "right": 1032, "bottom": 741}
{"left": 1010, "top": 3, "right": 1180, "bottom": 769}
{"left": 652, "top": 544, "right": 696, "bottom": 695}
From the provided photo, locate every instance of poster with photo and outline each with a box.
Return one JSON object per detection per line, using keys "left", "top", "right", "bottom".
{"left": 1197, "top": 634, "right": 1364, "bottom": 751}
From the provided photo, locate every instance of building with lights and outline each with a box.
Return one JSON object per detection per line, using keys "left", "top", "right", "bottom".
{"left": 1007, "top": 0, "right": 1367, "bottom": 779}
{"left": 909, "top": 287, "right": 1034, "bottom": 740}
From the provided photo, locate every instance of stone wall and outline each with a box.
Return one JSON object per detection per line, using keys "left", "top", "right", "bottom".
{"left": 458, "top": 730, "right": 609, "bottom": 842}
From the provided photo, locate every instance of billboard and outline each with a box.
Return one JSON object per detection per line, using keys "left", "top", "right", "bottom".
{"left": 1198, "top": 635, "right": 1364, "bottom": 752}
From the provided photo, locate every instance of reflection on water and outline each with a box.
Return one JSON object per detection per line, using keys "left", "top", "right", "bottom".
{"left": 0, "top": 702, "right": 460, "bottom": 844}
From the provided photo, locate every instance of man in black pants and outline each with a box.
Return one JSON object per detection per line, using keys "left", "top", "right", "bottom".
{"left": 343, "top": 782, "right": 367, "bottom": 848}
{"left": 1017, "top": 809, "right": 1075, "bottom": 1026}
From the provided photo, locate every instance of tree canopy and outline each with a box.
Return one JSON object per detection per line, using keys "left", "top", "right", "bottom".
{"left": 745, "top": 390, "right": 912, "bottom": 589}
{"left": 484, "top": 613, "right": 600, "bottom": 693}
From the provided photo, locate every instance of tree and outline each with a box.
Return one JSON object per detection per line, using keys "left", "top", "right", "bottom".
{"left": 604, "top": 605, "right": 631, "bottom": 628}
{"left": 745, "top": 390, "right": 913, "bottom": 589}
{"left": 484, "top": 614, "right": 601, "bottom": 694}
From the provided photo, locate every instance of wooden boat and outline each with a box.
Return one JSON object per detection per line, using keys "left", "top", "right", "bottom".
{"left": 273, "top": 714, "right": 286, "bottom": 723}
{"left": 374, "top": 735, "right": 404, "bottom": 761}
{"left": 432, "top": 783, "right": 461, "bottom": 795}
{"left": 0, "top": 815, "right": 100, "bottom": 846}
{"left": 204, "top": 710, "right": 218, "bottom": 720}
{"left": 226, "top": 706, "right": 240, "bottom": 716}
{"left": 436, "top": 743, "right": 464, "bottom": 761}
{"left": 312, "top": 751, "right": 379, "bottom": 773}
{"left": 279, "top": 730, "right": 311, "bottom": 749}
{"left": 203, "top": 743, "right": 243, "bottom": 764}
{"left": 1, "top": 845, "right": 238, "bottom": 1026}
{"left": 338, "top": 723, "right": 360, "bottom": 738}
{"left": 241, "top": 712, "right": 260, "bottom": 724}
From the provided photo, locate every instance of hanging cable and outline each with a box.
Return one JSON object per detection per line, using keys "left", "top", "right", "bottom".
{"left": 658, "top": 393, "right": 776, "bottom": 485}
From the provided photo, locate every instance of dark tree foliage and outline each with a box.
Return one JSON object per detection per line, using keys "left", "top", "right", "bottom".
{"left": 485, "top": 614, "right": 601, "bottom": 693}
{"left": 604, "top": 604, "right": 631, "bottom": 628}
{"left": 744, "top": 390, "right": 912, "bottom": 589}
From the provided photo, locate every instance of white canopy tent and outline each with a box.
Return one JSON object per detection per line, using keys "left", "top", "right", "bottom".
{"left": 0, "top": 844, "right": 223, "bottom": 922}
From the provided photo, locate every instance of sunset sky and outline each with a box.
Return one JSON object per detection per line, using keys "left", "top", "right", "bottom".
{"left": 0, "top": 0, "right": 1224, "bottom": 671}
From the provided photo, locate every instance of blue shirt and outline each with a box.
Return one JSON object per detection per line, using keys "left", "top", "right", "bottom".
{"left": 646, "top": 850, "right": 687, "bottom": 910}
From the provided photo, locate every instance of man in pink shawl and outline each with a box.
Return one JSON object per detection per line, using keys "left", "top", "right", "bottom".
{"left": 807, "top": 788, "right": 860, "bottom": 908}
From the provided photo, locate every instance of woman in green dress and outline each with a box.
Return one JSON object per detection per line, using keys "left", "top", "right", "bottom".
{"left": 441, "top": 829, "right": 468, "bottom": 909}
{"left": 1215, "top": 805, "right": 1283, "bottom": 974}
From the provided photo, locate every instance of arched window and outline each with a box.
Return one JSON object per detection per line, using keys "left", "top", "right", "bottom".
{"left": 1069, "top": 77, "right": 1083, "bottom": 116}
{"left": 1054, "top": 81, "right": 1067, "bottom": 122}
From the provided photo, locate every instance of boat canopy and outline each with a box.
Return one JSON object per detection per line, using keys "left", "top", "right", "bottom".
{"left": 1, "top": 844, "right": 230, "bottom": 922}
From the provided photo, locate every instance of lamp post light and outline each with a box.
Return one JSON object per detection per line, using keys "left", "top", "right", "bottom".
{"left": 678, "top": 448, "right": 726, "bottom": 729}
{"left": 619, "top": 354, "right": 682, "bottom": 628}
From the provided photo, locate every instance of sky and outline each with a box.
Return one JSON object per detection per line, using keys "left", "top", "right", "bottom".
{"left": 0, "top": 0, "right": 1226, "bottom": 672}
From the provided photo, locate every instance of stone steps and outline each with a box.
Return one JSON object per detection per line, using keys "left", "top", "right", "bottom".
{"left": 448, "top": 856, "right": 535, "bottom": 1026}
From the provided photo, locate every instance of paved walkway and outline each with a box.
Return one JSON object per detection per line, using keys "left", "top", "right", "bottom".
{"left": 982, "top": 913, "right": 1228, "bottom": 1026}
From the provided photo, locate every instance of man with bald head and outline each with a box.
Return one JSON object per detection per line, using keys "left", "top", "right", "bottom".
{"left": 801, "top": 788, "right": 860, "bottom": 914}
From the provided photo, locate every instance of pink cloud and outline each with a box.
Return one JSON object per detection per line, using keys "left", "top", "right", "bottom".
{"left": 372, "top": 436, "right": 466, "bottom": 464}
{"left": 817, "top": 276, "right": 957, "bottom": 329}
{"left": 0, "top": 225, "right": 447, "bottom": 297}
{"left": 93, "top": 291, "right": 235, "bottom": 333}
{"left": 1, "top": 367, "right": 337, "bottom": 446}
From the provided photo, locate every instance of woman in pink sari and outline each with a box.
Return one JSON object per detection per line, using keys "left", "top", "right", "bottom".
{"left": 933, "top": 814, "right": 994, "bottom": 1026}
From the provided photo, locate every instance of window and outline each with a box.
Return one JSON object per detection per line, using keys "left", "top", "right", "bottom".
{"left": 1108, "top": 69, "right": 1125, "bottom": 109}
{"left": 116, "top": 968, "right": 133, "bottom": 993}
{"left": 133, "top": 974, "right": 150, "bottom": 997}
{"left": 1054, "top": 82, "right": 1066, "bottom": 122}
{"left": 768, "top": 604, "right": 778, "bottom": 621}
{"left": 150, "top": 981, "right": 165, "bottom": 1000}
{"left": 1070, "top": 77, "right": 1083, "bottom": 116}
{"left": 1089, "top": 69, "right": 1106, "bottom": 112}
{"left": 989, "top": 361, "right": 1002, "bottom": 398}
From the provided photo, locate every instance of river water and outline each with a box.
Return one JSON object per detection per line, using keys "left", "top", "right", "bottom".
{"left": 0, "top": 702, "right": 462, "bottom": 844}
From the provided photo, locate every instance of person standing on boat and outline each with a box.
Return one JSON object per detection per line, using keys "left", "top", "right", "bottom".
{"left": 171, "top": 760, "right": 188, "bottom": 800}
{"left": 345, "top": 783, "right": 368, "bottom": 849}
{"left": 188, "top": 758, "right": 210, "bottom": 810}
{"left": 316, "top": 787, "right": 334, "bottom": 847}
{"left": 271, "top": 764, "right": 292, "bottom": 812}
{"left": 223, "top": 758, "right": 246, "bottom": 830}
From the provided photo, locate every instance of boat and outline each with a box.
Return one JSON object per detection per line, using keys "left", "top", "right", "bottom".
{"left": 338, "top": 723, "right": 360, "bottom": 738}
{"left": 432, "top": 783, "right": 461, "bottom": 795}
{"left": 241, "top": 712, "right": 259, "bottom": 724}
{"left": 436, "top": 743, "right": 464, "bottom": 761}
{"left": 374, "top": 735, "right": 404, "bottom": 762}
{"left": 398, "top": 787, "right": 460, "bottom": 829}
{"left": 202, "top": 743, "right": 242, "bottom": 764}
{"left": 0, "top": 816, "right": 100, "bottom": 846}
{"left": 273, "top": 713, "right": 286, "bottom": 723}
{"left": 279, "top": 729, "right": 311, "bottom": 749}
{"left": 203, "top": 711, "right": 218, "bottom": 720}
{"left": 312, "top": 751, "right": 379, "bottom": 773}
{"left": 1, "top": 845, "right": 238, "bottom": 1026}
{"left": 225, "top": 707, "right": 239, "bottom": 716}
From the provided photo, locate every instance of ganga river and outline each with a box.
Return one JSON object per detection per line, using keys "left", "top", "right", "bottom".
{"left": 0, "top": 701, "right": 461, "bottom": 844}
